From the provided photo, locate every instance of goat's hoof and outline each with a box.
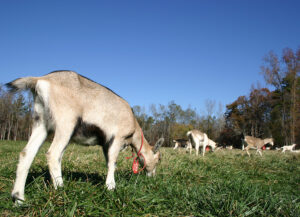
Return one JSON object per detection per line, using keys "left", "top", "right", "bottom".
{"left": 14, "top": 199, "right": 24, "bottom": 206}
{"left": 12, "top": 193, "right": 24, "bottom": 206}
{"left": 54, "top": 183, "right": 64, "bottom": 190}
{"left": 106, "top": 182, "right": 116, "bottom": 190}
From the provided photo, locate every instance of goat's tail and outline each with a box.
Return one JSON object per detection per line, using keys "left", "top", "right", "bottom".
{"left": 186, "top": 131, "right": 195, "bottom": 146}
{"left": 6, "top": 77, "right": 38, "bottom": 92}
{"left": 186, "top": 131, "right": 193, "bottom": 141}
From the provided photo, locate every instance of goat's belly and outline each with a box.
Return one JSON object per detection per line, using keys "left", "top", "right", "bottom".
{"left": 71, "top": 119, "right": 106, "bottom": 146}
{"left": 72, "top": 135, "right": 98, "bottom": 146}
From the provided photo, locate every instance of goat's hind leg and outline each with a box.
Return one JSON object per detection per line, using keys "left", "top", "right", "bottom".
{"left": 245, "top": 147, "right": 251, "bottom": 157}
{"left": 12, "top": 122, "right": 47, "bottom": 203}
{"left": 46, "top": 121, "right": 75, "bottom": 189}
{"left": 173, "top": 143, "right": 178, "bottom": 150}
{"left": 187, "top": 143, "right": 192, "bottom": 154}
{"left": 189, "top": 143, "right": 193, "bottom": 155}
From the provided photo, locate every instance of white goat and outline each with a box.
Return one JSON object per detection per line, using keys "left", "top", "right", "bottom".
{"left": 6, "top": 71, "right": 164, "bottom": 204}
{"left": 215, "top": 146, "right": 223, "bottom": 151}
{"left": 281, "top": 144, "right": 296, "bottom": 153}
{"left": 242, "top": 136, "right": 274, "bottom": 157}
{"left": 186, "top": 130, "right": 215, "bottom": 156}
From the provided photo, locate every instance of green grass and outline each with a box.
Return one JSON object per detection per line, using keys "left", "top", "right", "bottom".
{"left": 0, "top": 141, "right": 299, "bottom": 216}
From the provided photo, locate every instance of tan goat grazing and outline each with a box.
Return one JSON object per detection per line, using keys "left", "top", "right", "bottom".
{"left": 243, "top": 136, "right": 274, "bottom": 157}
{"left": 6, "top": 71, "right": 164, "bottom": 204}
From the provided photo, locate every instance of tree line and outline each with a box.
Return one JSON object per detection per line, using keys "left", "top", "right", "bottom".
{"left": 132, "top": 100, "right": 224, "bottom": 147}
{"left": 0, "top": 86, "right": 33, "bottom": 141}
{"left": 224, "top": 47, "right": 300, "bottom": 148}
{"left": 1, "top": 47, "right": 299, "bottom": 148}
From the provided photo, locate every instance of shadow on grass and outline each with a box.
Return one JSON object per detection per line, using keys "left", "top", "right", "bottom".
{"left": 26, "top": 170, "right": 105, "bottom": 186}
{"left": 26, "top": 168, "right": 135, "bottom": 187}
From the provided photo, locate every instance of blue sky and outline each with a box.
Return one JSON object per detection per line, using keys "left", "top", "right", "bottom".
{"left": 1, "top": 0, "right": 299, "bottom": 115}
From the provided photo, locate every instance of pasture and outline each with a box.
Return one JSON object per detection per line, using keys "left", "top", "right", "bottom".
{"left": 0, "top": 141, "right": 299, "bottom": 216}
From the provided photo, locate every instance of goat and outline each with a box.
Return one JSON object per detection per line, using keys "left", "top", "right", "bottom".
{"left": 186, "top": 130, "right": 211, "bottom": 156}
{"left": 6, "top": 70, "right": 164, "bottom": 204}
{"left": 172, "top": 139, "right": 188, "bottom": 150}
{"left": 242, "top": 136, "right": 274, "bottom": 157}
{"left": 214, "top": 146, "right": 223, "bottom": 151}
{"left": 281, "top": 144, "right": 296, "bottom": 153}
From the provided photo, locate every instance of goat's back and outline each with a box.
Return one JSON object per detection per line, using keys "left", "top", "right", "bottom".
{"left": 7, "top": 71, "right": 137, "bottom": 140}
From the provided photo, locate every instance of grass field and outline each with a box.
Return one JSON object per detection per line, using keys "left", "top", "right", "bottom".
{"left": 0, "top": 141, "right": 299, "bottom": 216}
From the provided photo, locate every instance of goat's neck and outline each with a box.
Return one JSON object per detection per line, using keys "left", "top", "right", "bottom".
{"left": 132, "top": 136, "right": 153, "bottom": 158}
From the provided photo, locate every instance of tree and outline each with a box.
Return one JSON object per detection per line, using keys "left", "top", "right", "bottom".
{"left": 261, "top": 47, "right": 300, "bottom": 145}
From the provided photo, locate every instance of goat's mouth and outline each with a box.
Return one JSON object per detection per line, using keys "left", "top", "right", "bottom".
{"left": 147, "top": 168, "right": 156, "bottom": 177}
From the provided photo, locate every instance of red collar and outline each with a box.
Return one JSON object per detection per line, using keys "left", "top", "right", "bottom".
{"left": 126, "top": 130, "right": 146, "bottom": 173}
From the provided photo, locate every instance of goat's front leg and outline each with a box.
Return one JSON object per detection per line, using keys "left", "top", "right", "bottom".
{"left": 255, "top": 149, "right": 259, "bottom": 155}
{"left": 105, "top": 138, "right": 122, "bottom": 190}
{"left": 202, "top": 144, "right": 206, "bottom": 157}
{"left": 12, "top": 123, "right": 47, "bottom": 203}
{"left": 256, "top": 148, "right": 262, "bottom": 156}
{"left": 255, "top": 148, "right": 263, "bottom": 156}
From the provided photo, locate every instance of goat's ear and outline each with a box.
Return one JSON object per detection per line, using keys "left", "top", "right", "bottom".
{"left": 153, "top": 138, "right": 164, "bottom": 153}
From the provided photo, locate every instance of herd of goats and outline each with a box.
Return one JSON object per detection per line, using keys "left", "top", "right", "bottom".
{"left": 5, "top": 70, "right": 299, "bottom": 204}
{"left": 172, "top": 129, "right": 299, "bottom": 157}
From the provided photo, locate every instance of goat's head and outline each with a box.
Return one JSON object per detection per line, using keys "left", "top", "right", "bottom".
{"left": 266, "top": 138, "right": 274, "bottom": 146}
{"left": 146, "top": 138, "right": 164, "bottom": 177}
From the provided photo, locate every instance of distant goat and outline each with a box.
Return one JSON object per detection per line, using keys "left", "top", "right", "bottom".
{"left": 6, "top": 71, "right": 164, "bottom": 204}
{"left": 242, "top": 136, "right": 274, "bottom": 157}
{"left": 186, "top": 130, "right": 215, "bottom": 156}
{"left": 185, "top": 140, "right": 192, "bottom": 153}
{"left": 281, "top": 144, "right": 296, "bottom": 153}
{"left": 214, "top": 146, "right": 223, "bottom": 151}
{"left": 172, "top": 139, "right": 188, "bottom": 150}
